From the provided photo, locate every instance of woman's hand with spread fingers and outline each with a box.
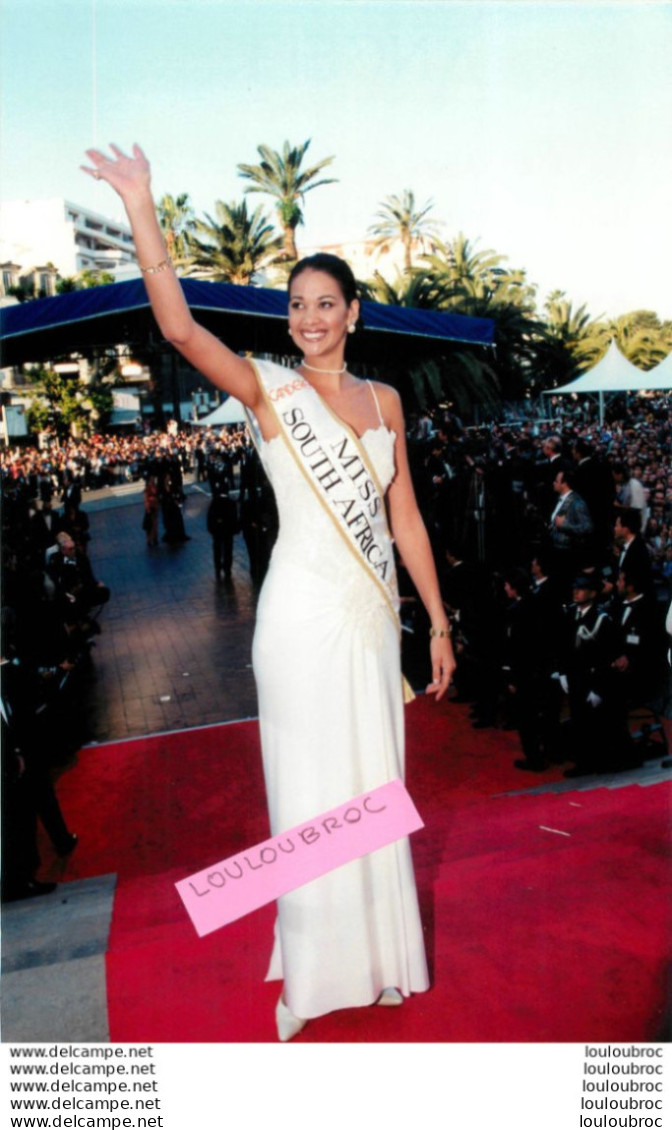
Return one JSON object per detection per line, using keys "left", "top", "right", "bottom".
{"left": 81, "top": 143, "right": 152, "bottom": 203}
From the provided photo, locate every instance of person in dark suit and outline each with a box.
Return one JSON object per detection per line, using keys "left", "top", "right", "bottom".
{"left": 500, "top": 568, "right": 549, "bottom": 772}
{"left": 207, "top": 446, "right": 234, "bottom": 495}
{"left": 59, "top": 501, "right": 91, "bottom": 556}
{"left": 239, "top": 449, "right": 278, "bottom": 584}
{"left": 614, "top": 508, "right": 656, "bottom": 604}
{"left": 530, "top": 549, "right": 564, "bottom": 623}
{"left": 27, "top": 499, "right": 60, "bottom": 565}
{"left": 1, "top": 636, "right": 76, "bottom": 901}
{"left": 571, "top": 438, "right": 614, "bottom": 557}
{"left": 207, "top": 486, "right": 239, "bottom": 580}
{"left": 61, "top": 473, "right": 82, "bottom": 511}
{"left": 1, "top": 651, "right": 45, "bottom": 901}
{"left": 194, "top": 442, "right": 208, "bottom": 483}
{"left": 548, "top": 468, "right": 594, "bottom": 595}
{"left": 442, "top": 544, "right": 502, "bottom": 721}
{"left": 535, "top": 435, "right": 572, "bottom": 518}
{"left": 160, "top": 471, "right": 190, "bottom": 544}
{"left": 442, "top": 544, "right": 479, "bottom": 615}
{"left": 603, "top": 566, "right": 665, "bottom": 769}
{"left": 611, "top": 567, "right": 662, "bottom": 708}
{"left": 47, "top": 532, "right": 110, "bottom": 636}
{"left": 559, "top": 574, "right": 619, "bottom": 777}
{"left": 419, "top": 437, "right": 453, "bottom": 550}
{"left": 526, "top": 550, "right": 565, "bottom": 763}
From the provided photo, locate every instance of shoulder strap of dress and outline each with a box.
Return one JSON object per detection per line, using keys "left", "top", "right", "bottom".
{"left": 366, "top": 380, "right": 385, "bottom": 426}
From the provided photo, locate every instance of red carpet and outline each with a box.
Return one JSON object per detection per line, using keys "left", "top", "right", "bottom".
{"left": 44, "top": 697, "right": 671, "bottom": 1042}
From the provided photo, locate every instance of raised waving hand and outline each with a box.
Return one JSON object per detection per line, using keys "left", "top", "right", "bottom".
{"left": 81, "top": 143, "right": 151, "bottom": 202}
{"left": 80, "top": 142, "right": 261, "bottom": 411}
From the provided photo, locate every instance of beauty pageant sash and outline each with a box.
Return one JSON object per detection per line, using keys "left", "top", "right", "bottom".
{"left": 245, "top": 359, "right": 400, "bottom": 627}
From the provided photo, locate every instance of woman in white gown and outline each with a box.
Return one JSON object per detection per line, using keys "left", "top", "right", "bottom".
{"left": 83, "top": 144, "right": 456, "bottom": 1040}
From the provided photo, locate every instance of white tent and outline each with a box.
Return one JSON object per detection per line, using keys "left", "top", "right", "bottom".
{"left": 547, "top": 340, "right": 645, "bottom": 394}
{"left": 193, "top": 396, "right": 247, "bottom": 426}
{"left": 543, "top": 340, "right": 671, "bottom": 423}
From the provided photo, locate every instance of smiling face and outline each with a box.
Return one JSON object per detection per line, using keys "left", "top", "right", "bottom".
{"left": 288, "top": 268, "right": 359, "bottom": 366}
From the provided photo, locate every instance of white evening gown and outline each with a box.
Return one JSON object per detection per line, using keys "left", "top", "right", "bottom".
{"left": 253, "top": 425, "right": 430, "bottom": 1020}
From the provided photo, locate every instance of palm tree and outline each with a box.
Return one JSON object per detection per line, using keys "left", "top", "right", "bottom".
{"left": 360, "top": 265, "right": 501, "bottom": 415}
{"left": 407, "top": 354, "right": 502, "bottom": 419}
{"left": 368, "top": 190, "right": 440, "bottom": 272}
{"left": 184, "top": 199, "right": 283, "bottom": 285}
{"left": 156, "top": 193, "right": 195, "bottom": 266}
{"left": 608, "top": 310, "right": 672, "bottom": 370}
{"left": 359, "top": 268, "right": 446, "bottom": 309}
{"left": 423, "top": 234, "right": 507, "bottom": 298}
{"left": 419, "top": 234, "right": 555, "bottom": 396}
{"left": 237, "top": 140, "right": 337, "bottom": 261}
{"left": 533, "top": 292, "right": 608, "bottom": 388}
{"left": 544, "top": 291, "right": 594, "bottom": 336}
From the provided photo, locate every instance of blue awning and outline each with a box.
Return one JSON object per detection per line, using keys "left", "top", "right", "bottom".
{"left": 0, "top": 278, "right": 494, "bottom": 367}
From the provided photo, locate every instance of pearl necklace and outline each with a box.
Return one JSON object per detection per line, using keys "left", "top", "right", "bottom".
{"left": 299, "top": 360, "right": 348, "bottom": 375}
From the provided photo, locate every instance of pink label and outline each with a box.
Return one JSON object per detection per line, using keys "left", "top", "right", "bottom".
{"left": 175, "top": 779, "right": 423, "bottom": 937}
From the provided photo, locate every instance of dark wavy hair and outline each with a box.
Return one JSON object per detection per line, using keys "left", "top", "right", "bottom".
{"left": 287, "top": 253, "right": 359, "bottom": 306}
{"left": 287, "top": 254, "right": 365, "bottom": 337}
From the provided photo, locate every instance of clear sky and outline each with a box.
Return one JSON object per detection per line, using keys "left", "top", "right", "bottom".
{"left": 2, "top": 0, "right": 671, "bottom": 321}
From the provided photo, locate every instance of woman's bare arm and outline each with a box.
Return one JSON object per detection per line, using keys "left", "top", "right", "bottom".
{"left": 81, "top": 144, "right": 262, "bottom": 412}
{"left": 377, "top": 384, "right": 456, "bottom": 699}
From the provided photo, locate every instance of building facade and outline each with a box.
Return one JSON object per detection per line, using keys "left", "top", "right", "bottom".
{"left": 0, "top": 198, "right": 138, "bottom": 296}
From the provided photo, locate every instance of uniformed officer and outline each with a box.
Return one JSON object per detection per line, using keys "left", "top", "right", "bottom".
{"left": 559, "top": 573, "right": 619, "bottom": 777}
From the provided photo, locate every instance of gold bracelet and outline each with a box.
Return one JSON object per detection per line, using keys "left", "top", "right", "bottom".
{"left": 429, "top": 626, "right": 452, "bottom": 638}
{"left": 140, "top": 257, "right": 172, "bottom": 275}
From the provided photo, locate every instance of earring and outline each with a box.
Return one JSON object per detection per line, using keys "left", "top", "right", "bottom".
{"left": 348, "top": 323, "right": 356, "bottom": 334}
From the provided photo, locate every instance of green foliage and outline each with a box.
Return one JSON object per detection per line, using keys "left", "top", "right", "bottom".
{"left": 536, "top": 308, "right": 672, "bottom": 385}
{"left": 11, "top": 139, "right": 672, "bottom": 422}
{"left": 24, "top": 358, "right": 119, "bottom": 439}
{"left": 607, "top": 311, "right": 672, "bottom": 370}
{"left": 156, "top": 193, "right": 195, "bottom": 265}
{"left": 77, "top": 269, "right": 115, "bottom": 289}
{"left": 407, "top": 354, "right": 501, "bottom": 418}
{"left": 365, "top": 234, "right": 547, "bottom": 401}
{"left": 368, "top": 190, "right": 440, "bottom": 272}
{"left": 6, "top": 283, "right": 33, "bottom": 303}
{"left": 55, "top": 277, "right": 79, "bottom": 294}
{"left": 358, "top": 269, "right": 445, "bottom": 308}
{"left": 11, "top": 269, "right": 114, "bottom": 300}
{"left": 86, "top": 382, "right": 115, "bottom": 424}
{"left": 55, "top": 270, "right": 115, "bottom": 293}
{"left": 238, "top": 140, "right": 337, "bottom": 260}
{"left": 424, "top": 233, "right": 506, "bottom": 293}
{"left": 25, "top": 366, "right": 89, "bottom": 438}
{"left": 25, "top": 397, "right": 50, "bottom": 433}
{"left": 534, "top": 292, "right": 611, "bottom": 387}
{"left": 184, "top": 199, "right": 283, "bottom": 285}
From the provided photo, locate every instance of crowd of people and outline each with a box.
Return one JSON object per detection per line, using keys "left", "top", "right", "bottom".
{"left": 0, "top": 424, "right": 249, "bottom": 495}
{"left": 0, "top": 421, "right": 281, "bottom": 900}
{"left": 1, "top": 391, "right": 671, "bottom": 900}
{"left": 404, "top": 391, "right": 671, "bottom": 776}
{"left": 1, "top": 471, "right": 110, "bottom": 901}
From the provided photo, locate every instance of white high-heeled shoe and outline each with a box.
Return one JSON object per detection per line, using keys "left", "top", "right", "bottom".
{"left": 376, "top": 987, "right": 404, "bottom": 1007}
{"left": 276, "top": 995, "right": 307, "bottom": 1041}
